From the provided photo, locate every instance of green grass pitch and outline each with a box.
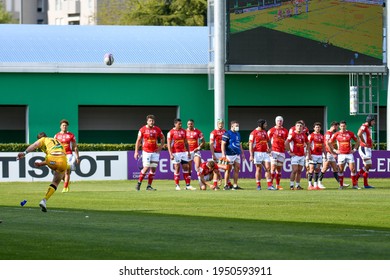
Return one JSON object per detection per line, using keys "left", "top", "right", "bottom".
{"left": 1, "top": 178, "right": 389, "bottom": 260}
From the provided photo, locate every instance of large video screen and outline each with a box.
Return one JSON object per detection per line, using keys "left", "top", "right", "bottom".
{"left": 227, "top": 0, "right": 384, "bottom": 66}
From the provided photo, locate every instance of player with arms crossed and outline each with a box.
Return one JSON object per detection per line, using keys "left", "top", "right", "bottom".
{"left": 328, "top": 120, "right": 360, "bottom": 189}
{"left": 17, "top": 132, "right": 69, "bottom": 212}
{"left": 249, "top": 119, "right": 274, "bottom": 190}
{"left": 357, "top": 115, "right": 376, "bottom": 189}
{"left": 307, "top": 122, "right": 326, "bottom": 190}
{"left": 54, "top": 119, "right": 80, "bottom": 193}
{"left": 186, "top": 119, "right": 206, "bottom": 183}
{"left": 285, "top": 121, "right": 310, "bottom": 190}
{"left": 134, "top": 114, "right": 165, "bottom": 191}
{"left": 167, "top": 118, "right": 194, "bottom": 190}
{"left": 197, "top": 160, "right": 222, "bottom": 190}
{"left": 267, "top": 116, "right": 289, "bottom": 190}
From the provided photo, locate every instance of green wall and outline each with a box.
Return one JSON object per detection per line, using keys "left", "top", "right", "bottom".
{"left": 0, "top": 72, "right": 386, "bottom": 144}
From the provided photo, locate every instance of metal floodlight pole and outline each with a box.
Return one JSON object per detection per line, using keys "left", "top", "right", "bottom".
{"left": 214, "top": 0, "right": 225, "bottom": 125}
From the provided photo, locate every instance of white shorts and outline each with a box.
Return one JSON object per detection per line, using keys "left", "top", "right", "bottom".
{"left": 270, "top": 151, "right": 285, "bottom": 165}
{"left": 291, "top": 155, "right": 305, "bottom": 166}
{"left": 214, "top": 152, "right": 222, "bottom": 160}
{"left": 309, "top": 155, "right": 323, "bottom": 165}
{"left": 142, "top": 152, "right": 160, "bottom": 167}
{"left": 190, "top": 151, "right": 202, "bottom": 161}
{"left": 66, "top": 153, "right": 76, "bottom": 171}
{"left": 324, "top": 152, "right": 337, "bottom": 162}
{"left": 172, "top": 152, "right": 190, "bottom": 164}
{"left": 253, "top": 152, "right": 271, "bottom": 165}
{"left": 198, "top": 174, "right": 212, "bottom": 186}
{"left": 226, "top": 154, "right": 241, "bottom": 165}
{"left": 358, "top": 147, "right": 372, "bottom": 160}
{"left": 337, "top": 153, "right": 355, "bottom": 165}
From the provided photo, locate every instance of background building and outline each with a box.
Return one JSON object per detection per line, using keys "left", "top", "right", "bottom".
{"left": 47, "top": 0, "right": 97, "bottom": 25}
{"left": 2, "top": 0, "right": 48, "bottom": 24}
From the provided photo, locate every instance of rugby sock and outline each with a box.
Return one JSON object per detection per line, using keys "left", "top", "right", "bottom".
{"left": 267, "top": 179, "right": 273, "bottom": 187}
{"left": 138, "top": 171, "right": 146, "bottom": 183}
{"left": 318, "top": 171, "right": 324, "bottom": 181}
{"left": 256, "top": 180, "right": 261, "bottom": 187}
{"left": 183, "top": 171, "right": 191, "bottom": 185}
{"left": 363, "top": 172, "right": 369, "bottom": 186}
{"left": 333, "top": 172, "right": 339, "bottom": 182}
{"left": 147, "top": 172, "right": 155, "bottom": 185}
{"left": 339, "top": 174, "right": 344, "bottom": 187}
{"left": 44, "top": 184, "right": 57, "bottom": 200}
{"left": 174, "top": 173, "right": 180, "bottom": 185}
{"left": 351, "top": 174, "right": 358, "bottom": 186}
{"left": 64, "top": 181, "right": 69, "bottom": 189}
{"left": 213, "top": 180, "right": 218, "bottom": 187}
{"left": 275, "top": 173, "right": 281, "bottom": 185}
{"left": 308, "top": 173, "right": 313, "bottom": 184}
{"left": 314, "top": 172, "right": 319, "bottom": 183}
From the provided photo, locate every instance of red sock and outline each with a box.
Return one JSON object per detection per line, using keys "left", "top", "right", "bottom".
{"left": 351, "top": 175, "right": 357, "bottom": 186}
{"left": 363, "top": 172, "right": 369, "bottom": 186}
{"left": 64, "top": 182, "right": 69, "bottom": 188}
{"left": 267, "top": 179, "right": 273, "bottom": 187}
{"left": 147, "top": 172, "right": 155, "bottom": 185}
{"left": 138, "top": 172, "right": 145, "bottom": 183}
{"left": 213, "top": 180, "right": 218, "bottom": 187}
{"left": 276, "top": 173, "right": 281, "bottom": 185}
{"left": 174, "top": 173, "right": 180, "bottom": 185}
{"left": 339, "top": 175, "right": 344, "bottom": 187}
{"left": 183, "top": 172, "right": 191, "bottom": 185}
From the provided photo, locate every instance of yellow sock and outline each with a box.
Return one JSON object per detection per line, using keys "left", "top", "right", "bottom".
{"left": 44, "top": 184, "right": 57, "bottom": 200}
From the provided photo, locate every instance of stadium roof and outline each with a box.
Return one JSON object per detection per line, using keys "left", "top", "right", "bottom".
{"left": 0, "top": 24, "right": 209, "bottom": 74}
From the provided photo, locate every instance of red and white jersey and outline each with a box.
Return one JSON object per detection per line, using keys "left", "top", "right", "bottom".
{"left": 267, "top": 126, "right": 288, "bottom": 153}
{"left": 197, "top": 162, "right": 219, "bottom": 176}
{"left": 324, "top": 130, "right": 335, "bottom": 153}
{"left": 249, "top": 129, "right": 269, "bottom": 152}
{"left": 137, "top": 125, "right": 164, "bottom": 153}
{"left": 330, "top": 130, "right": 358, "bottom": 154}
{"left": 287, "top": 131, "right": 308, "bottom": 157}
{"left": 289, "top": 125, "right": 309, "bottom": 136}
{"left": 167, "top": 128, "right": 187, "bottom": 153}
{"left": 308, "top": 132, "right": 325, "bottom": 156}
{"left": 186, "top": 128, "right": 204, "bottom": 152}
{"left": 54, "top": 131, "right": 76, "bottom": 154}
{"left": 210, "top": 128, "right": 226, "bottom": 153}
{"left": 358, "top": 123, "right": 373, "bottom": 148}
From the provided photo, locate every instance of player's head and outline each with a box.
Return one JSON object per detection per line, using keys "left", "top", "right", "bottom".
{"left": 37, "top": 132, "right": 47, "bottom": 139}
{"left": 173, "top": 118, "right": 182, "bottom": 128}
{"left": 298, "top": 120, "right": 306, "bottom": 127}
{"left": 60, "top": 119, "right": 69, "bottom": 132}
{"left": 230, "top": 120, "right": 239, "bottom": 132}
{"left": 257, "top": 119, "right": 267, "bottom": 129}
{"left": 295, "top": 121, "right": 304, "bottom": 132}
{"left": 329, "top": 121, "right": 339, "bottom": 131}
{"left": 217, "top": 118, "right": 224, "bottom": 129}
{"left": 275, "top": 116, "right": 283, "bottom": 126}
{"left": 206, "top": 160, "right": 215, "bottom": 169}
{"left": 366, "top": 115, "right": 375, "bottom": 126}
{"left": 339, "top": 120, "right": 347, "bottom": 131}
{"left": 313, "top": 122, "right": 321, "bottom": 132}
{"left": 146, "top": 115, "right": 155, "bottom": 127}
{"left": 187, "top": 119, "right": 194, "bottom": 129}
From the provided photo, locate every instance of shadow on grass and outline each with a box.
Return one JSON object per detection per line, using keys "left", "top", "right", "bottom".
{"left": 1, "top": 206, "right": 389, "bottom": 260}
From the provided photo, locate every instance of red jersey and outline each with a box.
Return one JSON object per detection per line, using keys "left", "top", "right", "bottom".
{"left": 54, "top": 131, "right": 76, "bottom": 154}
{"left": 358, "top": 123, "right": 373, "bottom": 148}
{"left": 330, "top": 130, "right": 358, "bottom": 154}
{"left": 289, "top": 125, "right": 309, "bottom": 136}
{"left": 186, "top": 128, "right": 204, "bottom": 152}
{"left": 249, "top": 129, "right": 269, "bottom": 152}
{"left": 308, "top": 132, "right": 325, "bottom": 156}
{"left": 287, "top": 131, "right": 308, "bottom": 157}
{"left": 210, "top": 128, "right": 226, "bottom": 153}
{"left": 197, "top": 162, "right": 219, "bottom": 176}
{"left": 324, "top": 130, "right": 335, "bottom": 153}
{"left": 137, "top": 125, "right": 164, "bottom": 153}
{"left": 267, "top": 126, "right": 288, "bottom": 153}
{"left": 167, "top": 128, "right": 187, "bottom": 153}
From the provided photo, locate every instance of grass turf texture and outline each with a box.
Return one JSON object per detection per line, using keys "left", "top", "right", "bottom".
{"left": 1, "top": 179, "right": 389, "bottom": 260}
